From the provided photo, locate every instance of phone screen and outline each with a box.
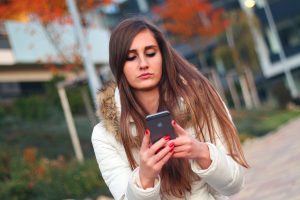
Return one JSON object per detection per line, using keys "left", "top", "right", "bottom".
{"left": 146, "top": 110, "right": 176, "bottom": 143}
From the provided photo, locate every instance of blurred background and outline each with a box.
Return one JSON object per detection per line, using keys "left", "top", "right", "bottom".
{"left": 0, "top": 0, "right": 299, "bottom": 199}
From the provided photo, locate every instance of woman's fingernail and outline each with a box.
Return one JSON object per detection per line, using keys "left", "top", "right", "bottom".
{"left": 172, "top": 120, "right": 176, "bottom": 126}
{"left": 145, "top": 129, "right": 150, "bottom": 135}
{"left": 164, "top": 135, "right": 170, "bottom": 140}
{"left": 170, "top": 148, "right": 174, "bottom": 153}
{"left": 169, "top": 142, "right": 174, "bottom": 148}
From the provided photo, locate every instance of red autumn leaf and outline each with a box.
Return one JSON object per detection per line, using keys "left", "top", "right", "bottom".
{"left": 154, "top": 0, "right": 229, "bottom": 39}
{"left": 0, "top": 0, "right": 113, "bottom": 24}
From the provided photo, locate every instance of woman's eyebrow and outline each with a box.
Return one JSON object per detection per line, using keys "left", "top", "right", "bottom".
{"left": 128, "top": 45, "right": 158, "bottom": 52}
{"left": 145, "top": 45, "right": 158, "bottom": 50}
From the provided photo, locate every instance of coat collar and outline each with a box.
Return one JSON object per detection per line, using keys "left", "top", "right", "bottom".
{"left": 97, "top": 81, "right": 122, "bottom": 142}
{"left": 97, "top": 81, "right": 191, "bottom": 142}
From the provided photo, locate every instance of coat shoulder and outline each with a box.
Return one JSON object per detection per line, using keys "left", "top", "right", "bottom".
{"left": 96, "top": 81, "right": 121, "bottom": 142}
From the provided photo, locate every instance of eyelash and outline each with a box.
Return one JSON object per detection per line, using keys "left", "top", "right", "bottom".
{"left": 146, "top": 52, "right": 156, "bottom": 57}
{"left": 126, "top": 56, "right": 136, "bottom": 61}
{"left": 126, "top": 52, "right": 156, "bottom": 61}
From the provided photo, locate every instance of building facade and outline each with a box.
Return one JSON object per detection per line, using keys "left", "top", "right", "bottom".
{"left": 240, "top": 0, "right": 300, "bottom": 97}
{"left": 0, "top": 16, "right": 110, "bottom": 98}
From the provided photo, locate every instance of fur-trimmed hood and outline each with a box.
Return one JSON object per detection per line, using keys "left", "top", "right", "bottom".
{"left": 96, "top": 81, "right": 192, "bottom": 142}
{"left": 97, "top": 81, "right": 122, "bottom": 142}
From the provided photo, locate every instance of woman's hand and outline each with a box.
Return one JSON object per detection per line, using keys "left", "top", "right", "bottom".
{"left": 171, "top": 120, "right": 212, "bottom": 169}
{"left": 139, "top": 129, "right": 174, "bottom": 189}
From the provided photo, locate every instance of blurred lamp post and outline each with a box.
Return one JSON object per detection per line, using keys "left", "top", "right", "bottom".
{"left": 66, "top": 0, "right": 102, "bottom": 104}
{"left": 63, "top": 0, "right": 103, "bottom": 163}
{"left": 244, "top": 0, "right": 256, "bottom": 8}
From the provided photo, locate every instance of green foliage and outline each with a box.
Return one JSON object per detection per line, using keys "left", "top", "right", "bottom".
{"left": 0, "top": 150, "right": 37, "bottom": 200}
{"left": 213, "top": 44, "right": 235, "bottom": 71}
{"left": 233, "top": 109, "right": 300, "bottom": 140}
{"left": 66, "top": 87, "right": 87, "bottom": 115}
{"left": 270, "top": 82, "right": 292, "bottom": 108}
{"left": 0, "top": 151, "right": 11, "bottom": 182}
{"left": 43, "top": 75, "right": 65, "bottom": 106}
{"left": 0, "top": 105, "right": 5, "bottom": 125}
{"left": 3, "top": 75, "right": 90, "bottom": 122}
{"left": 0, "top": 107, "right": 101, "bottom": 199}
{"left": 33, "top": 160, "right": 110, "bottom": 199}
{"left": 12, "top": 95, "right": 52, "bottom": 121}
{"left": 0, "top": 115, "right": 94, "bottom": 160}
{"left": 214, "top": 10, "right": 261, "bottom": 73}
{"left": 0, "top": 148, "right": 111, "bottom": 200}
{"left": 238, "top": 132, "right": 254, "bottom": 143}
{"left": 0, "top": 105, "right": 4, "bottom": 116}
{"left": 5, "top": 76, "right": 63, "bottom": 121}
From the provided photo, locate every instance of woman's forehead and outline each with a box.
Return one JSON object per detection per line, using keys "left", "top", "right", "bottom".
{"left": 129, "top": 30, "right": 158, "bottom": 50}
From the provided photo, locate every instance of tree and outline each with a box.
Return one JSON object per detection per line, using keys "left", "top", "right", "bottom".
{"left": 0, "top": 0, "right": 111, "bottom": 23}
{"left": 0, "top": 0, "right": 111, "bottom": 71}
{"left": 0, "top": 0, "right": 112, "bottom": 162}
{"left": 0, "top": 0, "right": 112, "bottom": 121}
{"left": 154, "top": 0, "right": 228, "bottom": 39}
{"left": 214, "top": 10, "right": 261, "bottom": 109}
{"left": 154, "top": 1, "right": 261, "bottom": 109}
{"left": 154, "top": 0, "right": 228, "bottom": 67}
{"left": 153, "top": 0, "right": 229, "bottom": 102}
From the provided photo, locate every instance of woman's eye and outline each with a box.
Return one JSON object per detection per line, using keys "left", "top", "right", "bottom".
{"left": 126, "top": 55, "right": 136, "bottom": 61}
{"left": 146, "top": 52, "right": 156, "bottom": 57}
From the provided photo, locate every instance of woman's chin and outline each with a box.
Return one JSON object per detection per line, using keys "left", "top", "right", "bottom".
{"left": 133, "top": 84, "right": 159, "bottom": 92}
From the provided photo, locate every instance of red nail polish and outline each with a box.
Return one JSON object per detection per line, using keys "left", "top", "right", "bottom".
{"left": 145, "top": 129, "right": 150, "bottom": 135}
{"left": 169, "top": 142, "right": 174, "bottom": 148}
{"left": 164, "top": 135, "right": 170, "bottom": 140}
{"left": 172, "top": 120, "right": 176, "bottom": 126}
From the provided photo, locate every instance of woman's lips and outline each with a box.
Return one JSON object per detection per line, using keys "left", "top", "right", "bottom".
{"left": 138, "top": 73, "right": 153, "bottom": 79}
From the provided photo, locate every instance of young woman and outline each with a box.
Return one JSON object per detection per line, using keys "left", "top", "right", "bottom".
{"left": 92, "top": 16, "right": 248, "bottom": 200}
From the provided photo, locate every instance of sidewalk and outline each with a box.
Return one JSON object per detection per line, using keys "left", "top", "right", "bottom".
{"left": 231, "top": 116, "right": 300, "bottom": 200}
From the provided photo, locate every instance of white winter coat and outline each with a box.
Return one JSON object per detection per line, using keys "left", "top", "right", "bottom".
{"left": 92, "top": 83, "right": 245, "bottom": 200}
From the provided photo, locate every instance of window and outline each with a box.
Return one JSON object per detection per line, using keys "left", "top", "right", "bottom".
{"left": 0, "top": 83, "right": 21, "bottom": 97}
{"left": 0, "top": 30, "right": 11, "bottom": 49}
{"left": 278, "top": 15, "right": 300, "bottom": 56}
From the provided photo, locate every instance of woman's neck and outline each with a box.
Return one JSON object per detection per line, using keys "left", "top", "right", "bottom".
{"left": 134, "top": 87, "right": 160, "bottom": 114}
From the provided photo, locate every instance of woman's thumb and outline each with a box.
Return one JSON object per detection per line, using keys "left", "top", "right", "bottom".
{"left": 172, "top": 120, "right": 186, "bottom": 136}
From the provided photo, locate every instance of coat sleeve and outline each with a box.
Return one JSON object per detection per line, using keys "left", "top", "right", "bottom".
{"left": 91, "top": 123, "right": 161, "bottom": 200}
{"left": 190, "top": 104, "right": 245, "bottom": 196}
{"left": 190, "top": 143, "right": 245, "bottom": 196}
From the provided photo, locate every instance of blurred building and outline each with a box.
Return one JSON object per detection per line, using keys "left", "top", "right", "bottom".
{"left": 99, "top": 0, "right": 300, "bottom": 102}
{"left": 0, "top": 17, "right": 110, "bottom": 98}
{"left": 254, "top": 0, "right": 300, "bottom": 76}
{"left": 2, "top": 0, "right": 299, "bottom": 100}
{"left": 240, "top": 0, "right": 300, "bottom": 97}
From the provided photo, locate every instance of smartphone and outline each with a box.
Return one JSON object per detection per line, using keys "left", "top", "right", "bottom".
{"left": 145, "top": 110, "right": 176, "bottom": 144}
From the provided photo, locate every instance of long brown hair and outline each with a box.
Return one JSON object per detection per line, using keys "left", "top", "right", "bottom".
{"left": 109, "top": 16, "right": 249, "bottom": 198}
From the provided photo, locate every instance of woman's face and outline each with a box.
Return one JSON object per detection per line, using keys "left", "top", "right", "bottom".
{"left": 123, "top": 29, "right": 162, "bottom": 91}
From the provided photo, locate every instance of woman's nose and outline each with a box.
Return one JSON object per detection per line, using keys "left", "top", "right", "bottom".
{"left": 138, "top": 56, "right": 149, "bottom": 69}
